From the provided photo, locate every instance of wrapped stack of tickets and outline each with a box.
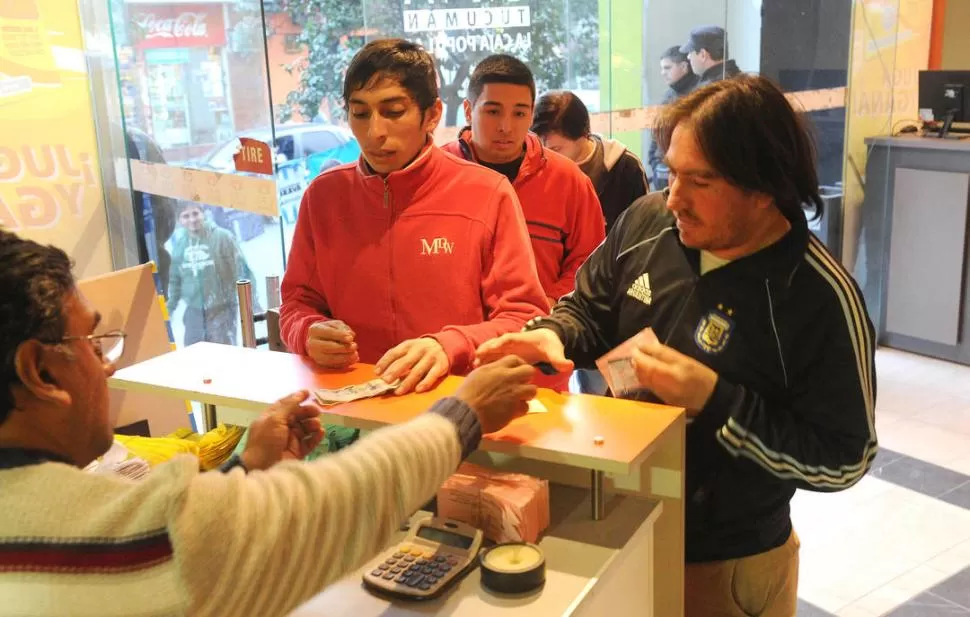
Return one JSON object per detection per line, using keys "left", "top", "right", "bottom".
{"left": 84, "top": 441, "right": 150, "bottom": 480}
{"left": 436, "top": 463, "right": 550, "bottom": 544}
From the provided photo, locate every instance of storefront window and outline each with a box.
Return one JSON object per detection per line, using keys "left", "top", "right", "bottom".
{"left": 95, "top": 0, "right": 857, "bottom": 348}
{"left": 120, "top": 4, "right": 235, "bottom": 159}
{"left": 105, "top": 0, "right": 282, "bottom": 348}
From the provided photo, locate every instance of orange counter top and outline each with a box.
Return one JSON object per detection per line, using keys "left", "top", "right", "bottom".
{"left": 110, "top": 342, "right": 684, "bottom": 476}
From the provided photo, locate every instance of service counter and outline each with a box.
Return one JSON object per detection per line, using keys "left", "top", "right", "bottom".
{"left": 110, "top": 342, "right": 687, "bottom": 615}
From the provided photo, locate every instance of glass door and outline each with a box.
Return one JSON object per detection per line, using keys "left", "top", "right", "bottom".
{"left": 104, "top": 0, "right": 283, "bottom": 349}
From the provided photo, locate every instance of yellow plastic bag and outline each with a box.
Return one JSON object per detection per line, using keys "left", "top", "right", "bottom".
{"left": 113, "top": 424, "right": 244, "bottom": 470}
{"left": 114, "top": 434, "right": 198, "bottom": 467}
{"left": 197, "top": 424, "right": 245, "bottom": 471}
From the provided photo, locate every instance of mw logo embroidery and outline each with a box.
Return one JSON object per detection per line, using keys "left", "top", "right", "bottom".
{"left": 420, "top": 237, "right": 455, "bottom": 255}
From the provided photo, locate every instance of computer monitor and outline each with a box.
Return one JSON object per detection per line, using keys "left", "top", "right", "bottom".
{"left": 918, "top": 70, "right": 970, "bottom": 137}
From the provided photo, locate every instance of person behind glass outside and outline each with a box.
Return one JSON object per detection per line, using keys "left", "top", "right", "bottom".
{"left": 476, "top": 75, "right": 877, "bottom": 617}
{"left": 0, "top": 227, "right": 540, "bottom": 616}
{"left": 681, "top": 25, "right": 741, "bottom": 89}
{"left": 166, "top": 200, "right": 258, "bottom": 347}
{"left": 531, "top": 90, "right": 649, "bottom": 235}
{"left": 280, "top": 40, "right": 548, "bottom": 402}
{"left": 648, "top": 46, "right": 699, "bottom": 191}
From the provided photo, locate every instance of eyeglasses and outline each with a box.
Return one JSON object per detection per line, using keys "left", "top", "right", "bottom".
{"left": 43, "top": 330, "right": 127, "bottom": 364}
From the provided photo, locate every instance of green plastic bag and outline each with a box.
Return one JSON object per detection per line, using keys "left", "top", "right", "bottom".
{"left": 232, "top": 424, "right": 360, "bottom": 462}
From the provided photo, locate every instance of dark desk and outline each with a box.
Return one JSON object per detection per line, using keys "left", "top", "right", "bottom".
{"left": 861, "top": 135, "right": 970, "bottom": 364}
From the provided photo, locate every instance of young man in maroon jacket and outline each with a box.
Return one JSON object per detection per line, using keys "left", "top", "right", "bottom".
{"left": 442, "top": 55, "right": 606, "bottom": 309}
{"left": 280, "top": 39, "right": 548, "bottom": 397}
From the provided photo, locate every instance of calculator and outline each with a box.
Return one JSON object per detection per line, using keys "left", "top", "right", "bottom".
{"left": 362, "top": 517, "right": 484, "bottom": 600}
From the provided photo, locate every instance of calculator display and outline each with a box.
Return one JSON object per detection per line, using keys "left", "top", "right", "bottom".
{"left": 416, "top": 525, "right": 474, "bottom": 549}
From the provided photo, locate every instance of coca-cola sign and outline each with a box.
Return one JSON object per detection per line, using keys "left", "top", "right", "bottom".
{"left": 131, "top": 4, "right": 226, "bottom": 50}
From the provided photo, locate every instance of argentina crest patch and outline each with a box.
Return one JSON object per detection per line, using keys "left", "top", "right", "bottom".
{"left": 695, "top": 304, "right": 735, "bottom": 354}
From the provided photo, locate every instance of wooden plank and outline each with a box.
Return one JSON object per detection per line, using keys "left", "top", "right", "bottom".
{"left": 128, "top": 159, "right": 279, "bottom": 216}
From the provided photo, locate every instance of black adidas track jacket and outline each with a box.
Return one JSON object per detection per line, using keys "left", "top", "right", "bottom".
{"left": 528, "top": 192, "right": 877, "bottom": 562}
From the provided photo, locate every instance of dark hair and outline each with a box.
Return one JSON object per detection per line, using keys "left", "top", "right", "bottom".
{"left": 698, "top": 41, "right": 725, "bottom": 62}
{"left": 343, "top": 39, "right": 438, "bottom": 113}
{"left": 467, "top": 54, "right": 536, "bottom": 104}
{"left": 531, "top": 91, "right": 591, "bottom": 140}
{"left": 655, "top": 75, "right": 823, "bottom": 226}
{"left": 685, "top": 26, "right": 727, "bottom": 61}
{"left": 0, "top": 230, "right": 75, "bottom": 423}
{"left": 661, "top": 46, "right": 689, "bottom": 64}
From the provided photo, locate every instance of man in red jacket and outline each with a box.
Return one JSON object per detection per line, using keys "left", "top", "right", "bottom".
{"left": 442, "top": 55, "right": 606, "bottom": 308}
{"left": 281, "top": 39, "right": 548, "bottom": 397}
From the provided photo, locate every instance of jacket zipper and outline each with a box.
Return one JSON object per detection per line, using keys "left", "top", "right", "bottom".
{"left": 385, "top": 179, "right": 397, "bottom": 339}
{"left": 664, "top": 283, "right": 697, "bottom": 347}
{"left": 765, "top": 279, "right": 789, "bottom": 387}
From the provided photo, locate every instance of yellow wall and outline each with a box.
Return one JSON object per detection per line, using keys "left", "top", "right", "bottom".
{"left": 942, "top": 0, "right": 970, "bottom": 69}
{"left": 841, "top": 0, "right": 933, "bottom": 270}
{"left": 0, "top": 0, "right": 112, "bottom": 278}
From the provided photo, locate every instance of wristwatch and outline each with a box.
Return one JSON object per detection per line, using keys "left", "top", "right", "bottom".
{"left": 218, "top": 454, "right": 249, "bottom": 474}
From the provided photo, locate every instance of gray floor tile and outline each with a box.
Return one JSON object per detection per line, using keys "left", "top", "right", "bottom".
{"left": 932, "top": 566, "right": 970, "bottom": 609}
{"left": 797, "top": 599, "right": 835, "bottom": 616}
{"left": 871, "top": 455, "right": 970, "bottom": 499}
{"left": 875, "top": 447, "right": 906, "bottom": 468}
{"left": 941, "top": 481, "right": 970, "bottom": 510}
{"left": 885, "top": 592, "right": 970, "bottom": 616}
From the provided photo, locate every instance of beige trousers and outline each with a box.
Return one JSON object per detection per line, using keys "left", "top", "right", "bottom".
{"left": 684, "top": 529, "right": 800, "bottom": 617}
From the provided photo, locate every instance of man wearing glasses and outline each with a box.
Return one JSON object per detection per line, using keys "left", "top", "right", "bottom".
{"left": 0, "top": 229, "right": 538, "bottom": 616}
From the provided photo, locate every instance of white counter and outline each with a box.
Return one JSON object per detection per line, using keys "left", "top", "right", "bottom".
{"left": 288, "top": 485, "right": 663, "bottom": 617}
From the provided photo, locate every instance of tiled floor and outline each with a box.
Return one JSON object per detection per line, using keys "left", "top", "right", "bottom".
{"left": 794, "top": 348, "right": 970, "bottom": 616}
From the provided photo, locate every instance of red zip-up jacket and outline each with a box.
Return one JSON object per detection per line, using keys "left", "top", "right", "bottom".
{"left": 442, "top": 130, "right": 606, "bottom": 302}
{"left": 280, "top": 144, "right": 548, "bottom": 374}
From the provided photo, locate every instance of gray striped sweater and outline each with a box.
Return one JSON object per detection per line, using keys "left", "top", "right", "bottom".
{"left": 0, "top": 399, "right": 476, "bottom": 616}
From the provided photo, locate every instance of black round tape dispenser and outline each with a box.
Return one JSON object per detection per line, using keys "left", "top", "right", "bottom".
{"left": 479, "top": 542, "right": 546, "bottom": 595}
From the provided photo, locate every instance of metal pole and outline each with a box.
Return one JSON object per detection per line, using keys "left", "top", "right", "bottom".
{"left": 591, "top": 469, "right": 605, "bottom": 521}
{"left": 236, "top": 280, "right": 257, "bottom": 348}
{"left": 203, "top": 403, "right": 218, "bottom": 433}
{"left": 265, "top": 274, "right": 281, "bottom": 309}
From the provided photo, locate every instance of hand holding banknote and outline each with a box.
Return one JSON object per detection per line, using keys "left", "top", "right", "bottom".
{"left": 306, "top": 320, "right": 358, "bottom": 369}
{"left": 474, "top": 329, "right": 573, "bottom": 374}
{"left": 595, "top": 327, "right": 660, "bottom": 396}
{"left": 631, "top": 332, "right": 718, "bottom": 415}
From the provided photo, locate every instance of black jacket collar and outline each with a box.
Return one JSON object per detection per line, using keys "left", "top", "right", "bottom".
{"left": 671, "top": 72, "right": 700, "bottom": 95}
{"left": 664, "top": 207, "right": 808, "bottom": 289}
{"left": 0, "top": 447, "right": 73, "bottom": 470}
{"left": 699, "top": 59, "right": 741, "bottom": 84}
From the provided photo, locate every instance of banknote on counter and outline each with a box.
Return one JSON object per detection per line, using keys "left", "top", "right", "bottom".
{"left": 314, "top": 378, "right": 401, "bottom": 406}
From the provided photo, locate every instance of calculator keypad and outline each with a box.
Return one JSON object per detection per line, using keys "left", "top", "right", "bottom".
{"left": 365, "top": 544, "right": 478, "bottom": 596}
{"left": 366, "top": 544, "right": 468, "bottom": 597}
